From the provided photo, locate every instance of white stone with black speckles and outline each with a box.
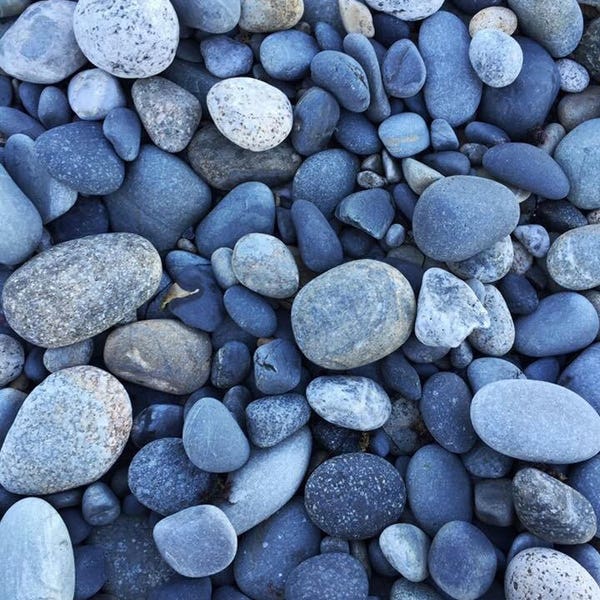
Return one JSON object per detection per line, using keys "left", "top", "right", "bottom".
{"left": 364, "top": 0, "right": 443, "bottom": 21}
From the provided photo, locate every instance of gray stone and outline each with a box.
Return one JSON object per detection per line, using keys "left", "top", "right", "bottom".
{"left": 467, "top": 357, "right": 526, "bottom": 392}
{"left": 391, "top": 580, "right": 443, "bottom": 600}
{"left": 170, "top": 0, "right": 241, "bottom": 33}
{"left": 447, "top": 236, "right": 514, "bottom": 283}
{"left": 73, "top": 0, "right": 179, "bottom": 78}
{"left": 0, "top": 498, "right": 74, "bottom": 600}
{"left": 469, "top": 284, "right": 514, "bottom": 357}
{"left": 0, "top": 0, "right": 86, "bottom": 84}
{"left": 43, "top": 339, "right": 94, "bottom": 373}
{"left": 0, "top": 366, "right": 132, "bottom": 495}
{"left": 378, "top": 113, "right": 430, "bottom": 158}
{"left": 469, "top": 7, "right": 518, "bottom": 36}
{"left": 0, "top": 0, "right": 32, "bottom": 17}
{"left": 217, "top": 427, "right": 312, "bottom": 534}
{"left": 211, "top": 247, "right": 238, "bottom": 289}
{"left": 558, "top": 86, "right": 600, "bottom": 132}
{"left": 415, "top": 268, "right": 489, "bottom": 348}
{"left": 132, "top": 77, "right": 201, "bottom": 153}
{"left": 513, "top": 224, "right": 550, "bottom": 257}
{"left": 0, "top": 334, "right": 23, "bottom": 386}
{"left": 475, "top": 478, "right": 514, "bottom": 527}
{"left": 505, "top": 548, "right": 600, "bottom": 600}
{"left": 306, "top": 375, "right": 391, "bottom": 431}
{"left": 239, "top": 0, "right": 303, "bottom": 32}
{"left": 364, "top": 0, "right": 443, "bottom": 21}
{"left": 2, "top": 233, "right": 162, "bottom": 347}
{"left": 513, "top": 468, "right": 596, "bottom": 544}
{"left": 153, "top": 505, "right": 237, "bottom": 577}
{"left": 291, "top": 260, "right": 416, "bottom": 369}
{"left": 82, "top": 482, "right": 120, "bottom": 526}
{"left": 104, "top": 320, "right": 211, "bottom": 395}
{"left": 232, "top": 233, "right": 298, "bottom": 299}
{"left": 471, "top": 379, "right": 600, "bottom": 463}
{"left": 402, "top": 158, "right": 443, "bottom": 195}
{"left": 68, "top": 68, "right": 126, "bottom": 120}
{"left": 379, "top": 523, "right": 430, "bottom": 582}
{"left": 557, "top": 58, "right": 590, "bottom": 93}
{"left": 469, "top": 29, "right": 523, "bottom": 87}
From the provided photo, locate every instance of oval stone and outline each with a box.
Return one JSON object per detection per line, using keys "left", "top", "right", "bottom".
{"left": 412, "top": 175, "right": 520, "bottom": 262}
{"left": 0, "top": 498, "right": 74, "bottom": 600}
{"left": 239, "top": 0, "right": 303, "bottom": 32}
{"left": 0, "top": 366, "right": 132, "bottom": 494}
{"left": 306, "top": 375, "right": 392, "bottom": 431}
{"left": 2, "top": 233, "right": 162, "bottom": 348}
{"left": 378, "top": 113, "right": 430, "bottom": 158}
{"left": 471, "top": 379, "right": 600, "bottom": 463}
{"left": 291, "top": 259, "right": 416, "bottom": 370}
{"left": 364, "top": 0, "right": 444, "bottom": 21}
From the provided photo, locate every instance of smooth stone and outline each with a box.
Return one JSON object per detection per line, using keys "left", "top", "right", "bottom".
{"left": 183, "top": 397, "right": 249, "bottom": 473}
{"left": 335, "top": 111, "right": 381, "bottom": 156}
{"left": 469, "top": 29, "right": 523, "bottom": 87}
{"left": 0, "top": 389, "right": 25, "bottom": 446}
{"left": 513, "top": 468, "right": 596, "bottom": 544}
{"left": 0, "top": 0, "right": 86, "bottom": 84}
{"left": 43, "top": 339, "right": 93, "bottom": 373}
{"left": 467, "top": 357, "right": 526, "bottom": 392}
{"left": 211, "top": 341, "right": 250, "bottom": 388}
{"left": 471, "top": 379, "right": 600, "bottom": 463}
{"left": 73, "top": 0, "right": 179, "bottom": 78}
{"left": 223, "top": 285, "right": 277, "bottom": 337}
{"left": 339, "top": 0, "right": 374, "bottom": 36}
{"left": 162, "top": 59, "right": 219, "bottom": 112}
{"left": 104, "top": 320, "right": 211, "bottom": 395}
{"left": 37, "top": 86, "right": 71, "bottom": 129}
{"left": 0, "top": 498, "right": 74, "bottom": 600}
{"left": 536, "top": 199, "right": 587, "bottom": 233}
{"left": 47, "top": 198, "right": 109, "bottom": 244}
{"left": 364, "top": 0, "right": 443, "bottom": 21}
{"left": 571, "top": 454, "right": 600, "bottom": 529}
{"left": 211, "top": 248, "right": 239, "bottom": 290}
{"left": 336, "top": 189, "right": 394, "bottom": 239}
{"left": 475, "top": 478, "right": 513, "bottom": 526}
{"left": 74, "top": 545, "right": 107, "bottom": 600}
{"left": 378, "top": 113, "right": 429, "bottom": 159}
{"left": 170, "top": 0, "right": 240, "bottom": 33}
{"left": 82, "top": 482, "right": 120, "bottom": 526}
{"left": 131, "top": 404, "right": 184, "bottom": 448}
{"left": 558, "top": 344, "right": 600, "bottom": 413}
{"left": 379, "top": 524, "right": 430, "bottom": 582}
{"left": 383, "top": 39, "right": 426, "bottom": 99}
{"left": 0, "top": 367, "right": 131, "bottom": 495}
{"left": 381, "top": 350, "right": 422, "bottom": 400}
{"left": 239, "top": 0, "right": 303, "bottom": 32}
{"left": 415, "top": 268, "right": 489, "bottom": 349}
{"left": 234, "top": 498, "right": 320, "bottom": 600}
{"left": 201, "top": 36, "right": 253, "bottom": 78}
{"left": 507, "top": 0, "right": 583, "bottom": 58}
{"left": 305, "top": 452, "right": 406, "bottom": 540}
{"left": 102, "top": 107, "right": 141, "bottom": 162}
{"left": 291, "top": 260, "right": 416, "bottom": 369}
{"left": 514, "top": 224, "right": 550, "bottom": 258}
{"left": 260, "top": 30, "right": 319, "bottom": 81}
{"left": 292, "top": 87, "right": 340, "bottom": 156}
{"left": 306, "top": 375, "right": 391, "bottom": 431}
{"left": 35, "top": 121, "right": 124, "bottom": 195}
{"left": 514, "top": 292, "right": 599, "bottom": 357}
{"left": 576, "top": 17, "right": 600, "bottom": 82}
{"left": 419, "top": 11, "right": 482, "bottom": 126}
{"left": 447, "top": 236, "right": 514, "bottom": 283}
{"left": 68, "top": 68, "right": 125, "bottom": 120}
{"left": 412, "top": 175, "right": 520, "bottom": 262}
{"left": 479, "top": 37, "right": 560, "bottom": 139}
{"left": 4, "top": 134, "right": 77, "bottom": 224}
{"left": 557, "top": 58, "right": 590, "bottom": 93}
{"left": 406, "top": 444, "right": 473, "bottom": 535}
{"left": 253, "top": 339, "right": 301, "bottom": 394}
{"left": 462, "top": 441, "right": 513, "bottom": 479}
{"left": 560, "top": 545, "right": 600, "bottom": 587}
{"left": 469, "top": 7, "right": 518, "bottom": 35}
{"left": 557, "top": 87, "right": 600, "bottom": 132}
{"left": 421, "top": 150, "right": 471, "bottom": 177}
{"left": 0, "top": 163, "right": 42, "bottom": 266}
{"left": 505, "top": 548, "right": 600, "bottom": 600}
{"left": 430, "top": 118, "right": 459, "bottom": 151}
{"left": 105, "top": 145, "right": 211, "bottom": 251}
{"left": 555, "top": 119, "right": 600, "bottom": 209}
{"left": 465, "top": 121, "right": 510, "bottom": 145}
{"left": 154, "top": 505, "right": 236, "bottom": 577}
{"left": 188, "top": 124, "right": 301, "bottom": 191}
{"left": 390, "top": 579, "right": 444, "bottom": 600}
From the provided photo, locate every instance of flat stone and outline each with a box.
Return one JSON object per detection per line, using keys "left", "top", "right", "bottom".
{"left": 467, "top": 357, "right": 526, "bottom": 392}
{"left": 239, "top": 0, "right": 303, "bottom": 32}
{"left": 2, "top": 233, "right": 162, "bottom": 347}
{"left": 364, "top": 0, "right": 443, "bottom": 21}
{"left": 0, "top": 366, "right": 131, "bottom": 494}
{"left": 471, "top": 379, "right": 600, "bottom": 463}
{"left": 67, "top": 68, "right": 126, "bottom": 120}
{"left": 380, "top": 523, "right": 430, "bottom": 582}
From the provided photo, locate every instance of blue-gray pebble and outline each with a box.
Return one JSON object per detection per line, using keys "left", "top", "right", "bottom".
{"left": 102, "top": 107, "right": 142, "bottom": 162}
{"left": 558, "top": 344, "right": 600, "bottom": 413}
{"left": 292, "top": 87, "right": 340, "bottom": 156}
{"left": 223, "top": 285, "right": 277, "bottom": 337}
{"left": 378, "top": 113, "right": 430, "bottom": 159}
{"left": 253, "top": 339, "right": 301, "bottom": 394}
{"left": 383, "top": 39, "right": 426, "bottom": 99}
{"left": 260, "top": 30, "right": 319, "bottom": 81}
{"left": 336, "top": 189, "right": 394, "bottom": 239}
{"left": 201, "top": 36, "right": 253, "bottom": 78}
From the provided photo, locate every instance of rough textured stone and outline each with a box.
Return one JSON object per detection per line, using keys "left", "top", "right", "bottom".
{"left": 469, "top": 7, "right": 518, "bottom": 36}
{"left": 0, "top": 334, "right": 24, "bottom": 386}
{"left": 379, "top": 523, "right": 430, "bottom": 582}
{"left": 447, "top": 236, "right": 514, "bottom": 283}
{"left": 239, "top": 0, "right": 303, "bottom": 32}
{"left": 364, "top": 0, "right": 443, "bottom": 21}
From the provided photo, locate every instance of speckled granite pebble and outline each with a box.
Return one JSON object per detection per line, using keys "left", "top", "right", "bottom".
{"left": 364, "top": 0, "right": 443, "bottom": 21}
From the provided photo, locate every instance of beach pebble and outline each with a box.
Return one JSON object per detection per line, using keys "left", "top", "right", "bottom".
{"left": 336, "top": 189, "right": 395, "bottom": 239}
{"left": 364, "top": 0, "right": 443, "bottom": 21}
{"left": 378, "top": 113, "right": 430, "bottom": 158}
{"left": 253, "top": 338, "right": 301, "bottom": 394}
{"left": 514, "top": 224, "right": 550, "bottom": 258}
{"left": 475, "top": 478, "right": 514, "bottom": 526}
{"left": 557, "top": 58, "right": 590, "bottom": 93}
{"left": 469, "top": 7, "right": 518, "bottom": 36}
{"left": 379, "top": 524, "right": 430, "bottom": 582}
{"left": 43, "top": 339, "right": 93, "bottom": 373}
{"left": 201, "top": 36, "right": 253, "bottom": 78}
{"left": 447, "top": 236, "right": 514, "bottom": 283}
{"left": 260, "top": 30, "right": 319, "bottom": 81}
{"left": 469, "top": 284, "right": 515, "bottom": 356}
{"left": 469, "top": 29, "right": 523, "bottom": 88}
{"left": 292, "top": 87, "right": 340, "bottom": 156}
{"left": 239, "top": 0, "right": 303, "bottom": 32}
{"left": 0, "top": 334, "right": 23, "bottom": 386}
{"left": 339, "top": 0, "right": 374, "bottom": 37}
{"left": 103, "top": 107, "right": 142, "bottom": 162}
{"left": 382, "top": 40, "right": 426, "bottom": 99}
{"left": 82, "top": 482, "right": 120, "bottom": 526}
{"left": 68, "top": 68, "right": 125, "bottom": 121}
{"left": 170, "top": 0, "right": 240, "bottom": 33}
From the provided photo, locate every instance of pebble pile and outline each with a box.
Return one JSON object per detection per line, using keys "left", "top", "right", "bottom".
{"left": 0, "top": 0, "right": 598, "bottom": 599}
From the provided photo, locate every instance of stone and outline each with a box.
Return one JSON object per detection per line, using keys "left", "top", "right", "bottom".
{"left": 291, "top": 260, "right": 416, "bottom": 369}
{"left": 153, "top": 505, "right": 237, "bottom": 577}
{"left": 67, "top": 68, "right": 126, "bottom": 120}
{"left": 261, "top": 30, "right": 319, "bottom": 81}
{"left": 336, "top": 188, "right": 395, "bottom": 239}
{"left": 475, "top": 478, "right": 514, "bottom": 526}
{"left": 202, "top": 35, "right": 254, "bottom": 78}
{"left": 471, "top": 379, "right": 600, "bottom": 463}
{"left": 514, "top": 224, "right": 550, "bottom": 257}
{"left": 170, "top": 0, "right": 240, "bottom": 33}
{"left": 0, "top": 0, "right": 86, "bottom": 84}
{"left": 447, "top": 236, "right": 514, "bottom": 283}
{"left": 0, "top": 334, "right": 23, "bottom": 386}
{"left": 576, "top": 18, "right": 600, "bottom": 82}
{"left": 0, "top": 0, "right": 32, "bottom": 17}
{"left": 253, "top": 339, "right": 301, "bottom": 394}
{"left": 292, "top": 87, "right": 340, "bottom": 156}
{"left": 239, "top": 0, "right": 303, "bottom": 32}
{"left": 3, "top": 233, "right": 161, "bottom": 347}
{"left": 412, "top": 175, "right": 520, "bottom": 262}
{"left": 82, "top": 482, "right": 120, "bottom": 526}
{"left": 132, "top": 77, "right": 201, "bottom": 153}
{"left": 207, "top": 78, "right": 293, "bottom": 151}
{"left": 390, "top": 580, "right": 443, "bottom": 600}
{"left": 306, "top": 375, "right": 391, "bottom": 431}
{"left": 104, "top": 320, "right": 211, "bottom": 395}
{"left": 223, "top": 285, "right": 277, "bottom": 337}
{"left": 469, "top": 7, "right": 518, "bottom": 36}
{"left": 378, "top": 113, "right": 430, "bottom": 158}
{"left": 74, "top": 545, "right": 106, "bottom": 600}
{"left": 339, "top": 0, "right": 374, "bottom": 37}
{"left": 0, "top": 498, "right": 74, "bottom": 600}
{"left": 364, "top": 0, "right": 443, "bottom": 21}
{"left": 103, "top": 107, "right": 142, "bottom": 162}
{"left": 467, "top": 357, "right": 526, "bottom": 392}
{"left": 557, "top": 58, "right": 590, "bottom": 93}
{"left": 469, "top": 29, "right": 523, "bottom": 87}
{"left": 73, "top": 0, "right": 179, "bottom": 78}
{"left": 379, "top": 524, "right": 430, "bottom": 582}
{"left": 383, "top": 40, "right": 426, "bottom": 99}
{"left": 0, "top": 366, "right": 131, "bottom": 495}
{"left": 415, "top": 268, "right": 489, "bottom": 348}
{"left": 558, "top": 87, "right": 600, "bottom": 132}
{"left": 558, "top": 344, "right": 600, "bottom": 413}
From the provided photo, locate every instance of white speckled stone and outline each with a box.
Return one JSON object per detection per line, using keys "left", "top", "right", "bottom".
{"left": 469, "top": 29, "right": 523, "bottom": 88}
{"left": 207, "top": 78, "right": 293, "bottom": 151}
{"left": 0, "top": 334, "right": 23, "bottom": 386}
{"left": 0, "top": 498, "right": 75, "bottom": 600}
{"left": 364, "top": 0, "right": 443, "bottom": 21}
{"left": 469, "top": 7, "right": 518, "bottom": 36}
{"left": 557, "top": 58, "right": 590, "bottom": 93}
{"left": 339, "top": 0, "right": 375, "bottom": 37}
{"left": 73, "top": 0, "right": 179, "bottom": 78}
{"left": 469, "top": 284, "right": 514, "bottom": 356}
{"left": 68, "top": 68, "right": 126, "bottom": 120}
{"left": 239, "top": 0, "right": 303, "bottom": 32}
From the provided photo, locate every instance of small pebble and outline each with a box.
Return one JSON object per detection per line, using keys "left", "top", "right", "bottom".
{"left": 67, "top": 68, "right": 125, "bottom": 120}
{"left": 469, "top": 29, "right": 523, "bottom": 88}
{"left": 469, "top": 7, "right": 518, "bottom": 36}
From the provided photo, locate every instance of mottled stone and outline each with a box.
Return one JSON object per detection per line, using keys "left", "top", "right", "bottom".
{"left": 469, "top": 7, "right": 517, "bottom": 36}
{"left": 68, "top": 68, "right": 126, "bottom": 120}
{"left": 339, "top": 0, "right": 374, "bottom": 36}
{"left": 379, "top": 523, "right": 430, "bottom": 582}
{"left": 447, "top": 236, "right": 514, "bottom": 283}
{"left": 469, "top": 29, "right": 523, "bottom": 87}
{"left": 557, "top": 58, "right": 590, "bottom": 93}
{"left": 364, "top": 0, "right": 443, "bottom": 21}
{"left": 239, "top": 0, "right": 303, "bottom": 32}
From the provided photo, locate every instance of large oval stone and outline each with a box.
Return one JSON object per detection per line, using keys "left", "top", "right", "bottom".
{"left": 412, "top": 175, "right": 520, "bottom": 262}
{"left": 0, "top": 498, "right": 74, "bottom": 600}
{"left": 471, "top": 379, "right": 600, "bottom": 463}
{"left": 2, "top": 233, "right": 162, "bottom": 347}
{"left": 0, "top": 366, "right": 132, "bottom": 494}
{"left": 291, "top": 259, "right": 416, "bottom": 370}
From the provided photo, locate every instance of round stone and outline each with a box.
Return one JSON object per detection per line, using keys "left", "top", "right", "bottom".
{"left": 364, "top": 0, "right": 443, "bottom": 21}
{"left": 379, "top": 523, "right": 430, "bottom": 582}
{"left": 0, "top": 334, "right": 23, "bottom": 386}
{"left": 170, "top": 0, "right": 240, "bottom": 33}
{"left": 469, "top": 7, "right": 518, "bottom": 36}
{"left": 207, "top": 78, "right": 293, "bottom": 152}
{"left": 557, "top": 58, "right": 590, "bottom": 93}
{"left": 291, "top": 259, "right": 416, "bottom": 370}
{"left": 2, "top": 233, "right": 161, "bottom": 348}
{"left": 378, "top": 113, "right": 430, "bottom": 158}
{"left": 469, "top": 29, "right": 523, "bottom": 88}
{"left": 382, "top": 40, "right": 427, "bottom": 99}
{"left": 73, "top": 0, "right": 179, "bottom": 78}
{"left": 304, "top": 452, "right": 406, "bottom": 540}
{"left": 339, "top": 0, "right": 374, "bottom": 36}
{"left": 0, "top": 366, "right": 132, "bottom": 495}
{"left": 447, "top": 236, "right": 514, "bottom": 283}
{"left": 67, "top": 68, "right": 126, "bottom": 120}
{"left": 239, "top": 0, "right": 303, "bottom": 32}
{"left": 153, "top": 505, "right": 237, "bottom": 577}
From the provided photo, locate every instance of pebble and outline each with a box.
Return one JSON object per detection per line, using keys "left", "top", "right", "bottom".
{"left": 253, "top": 338, "right": 301, "bottom": 394}
{"left": 183, "top": 397, "right": 250, "bottom": 473}
{"left": 336, "top": 189, "right": 395, "bottom": 239}
{"left": 506, "top": 548, "right": 600, "bottom": 599}
{"left": 74, "top": 545, "right": 106, "bottom": 600}
{"left": 239, "top": 0, "right": 303, "bottom": 32}
{"left": 43, "top": 339, "right": 93, "bottom": 373}
{"left": 104, "top": 320, "right": 212, "bottom": 395}
{"left": 558, "top": 344, "right": 600, "bottom": 412}
{"left": 469, "top": 29, "right": 523, "bottom": 88}
{"left": 260, "top": 30, "right": 319, "bottom": 81}
{"left": 170, "top": 0, "right": 240, "bottom": 33}
{"left": 68, "top": 68, "right": 125, "bottom": 121}
{"left": 102, "top": 107, "right": 142, "bottom": 162}
{"left": 430, "top": 118, "right": 459, "bottom": 151}
{"left": 0, "top": 498, "right": 74, "bottom": 600}
{"left": 469, "top": 284, "right": 515, "bottom": 356}
{"left": 292, "top": 87, "right": 340, "bottom": 156}
{"left": 415, "top": 268, "right": 490, "bottom": 348}
{"left": 82, "top": 482, "right": 120, "bottom": 526}
{"left": 469, "top": 7, "right": 518, "bottom": 36}
{"left": 131, "top": 404, "right": 184, "bottom": 448}
{"left": 557, "top": 58, "right": 590, "bottom": 93}
{"left": 305, "top": 453, "right": 405, "bottom": 540}
{"left": 153, "top": 505, "right": 237, "bottom": 577}
{"left": 475, "top": 478, "right": 514, "bottom": 526}
{"left": 513, "top": 224, "right": 550, "bottom": 257}
{"left": 291, "top": 260, "right": 416, "bottom": 369}
{"left": 339, "top": 0, "right": 374, "bottom": 37}
{"left": 364, "top": 0, "right": 444, "bottom": 21}
{"left": 462, "top": 441, "right": 513, "bottom": 479}
{"left": 390, "top": 579, "right": 443, "bottom": 600}
{"left": 379, "top": 524, "right": 430, "bottom": 582}
{"left": 0, "top": 0, "right": 86, "bottom": 84}
{"left": 73, "top": 0, "right": 179, "bottom": 78}
{"left": 211, "top": 341, "right": 251, "bottom": 388}
{"left": 382, "top": 40, "right": 426, "bottom": 99}
{"left": 471, "top": 379, "right": 600, "bottom": 463}
{"left": 447, "top": 236, "right": 514, "bottom": 283}
{"left": 201, "top": 36, "right": 253, "bottom": 79}
{"left": 224, "top": 285, "right": 277, "bottom": 337}
{"left": 576, "top": 17, "right": 600, "bottom": 82}
{"left": 0, "top": 366, "right": 131, "bottom": 494}
{"left": 412, "top": 175, "right": 520, "bottom": 262}
{"left": 0, "top": 389, "right": 25, "bottom": 446}
{"left": 378, "top": 113, "right": 430, "bottom": 159}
